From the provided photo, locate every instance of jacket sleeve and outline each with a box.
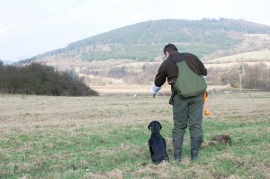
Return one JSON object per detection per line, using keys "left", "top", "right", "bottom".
{"left": 154, "top": 61, "right": 167, "bottom": 87}
{"left": 196, "top": 56, "right": 207, "bottom": 76}
{"left": 185, "top": 53, "right": 207, "bottom": 76}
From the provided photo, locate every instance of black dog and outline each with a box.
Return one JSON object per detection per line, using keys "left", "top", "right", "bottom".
{"left": 148, "top": 121, "right": 169, "bottom": 163}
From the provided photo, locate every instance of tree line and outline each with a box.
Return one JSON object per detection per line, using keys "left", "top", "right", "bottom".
{"left": 207, "top": 62, "right": 270, "bottom": 90}
{"left": 0, "top": 61, "right": 98, "bottom": 96}
{"left": 84, "top": 61, "right": 270, "bottom": 91}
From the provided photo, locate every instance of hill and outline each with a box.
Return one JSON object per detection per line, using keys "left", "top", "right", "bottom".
{"left": 17, "top": 18, "right": 270, "bottom": 63}
{"left": 203, "top": 50, "right": 270, "bottom": 68}
{"left": 14, "top": 18, "right": 270, "bottom": 86}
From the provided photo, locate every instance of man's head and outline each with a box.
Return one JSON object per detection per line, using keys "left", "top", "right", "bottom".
{"left": 163, "top": 44, "right": 178, "bottom": 57}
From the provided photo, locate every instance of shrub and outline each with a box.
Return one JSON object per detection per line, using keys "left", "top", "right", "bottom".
{"left": 0, "top": 62, "right": 98, "bottom": 96}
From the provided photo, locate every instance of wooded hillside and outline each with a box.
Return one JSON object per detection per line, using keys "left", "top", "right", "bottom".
{"left": 17, "top": 18, "right": 270, "bottom": 64}
{"left": 13, "top": 18, "right": 270, "bottom": 90}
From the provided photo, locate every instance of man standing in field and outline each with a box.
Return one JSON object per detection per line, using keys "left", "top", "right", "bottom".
{"left": 150, "top": 44, "right": 207, "bottom": 161}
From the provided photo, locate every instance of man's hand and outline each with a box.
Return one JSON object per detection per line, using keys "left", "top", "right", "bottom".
{"left": 150, "top": 82, "right": 161, "bottom": 97}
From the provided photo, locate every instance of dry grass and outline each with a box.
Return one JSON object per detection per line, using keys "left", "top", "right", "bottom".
{"left": 207, "top": 50, "right": 270, "bottom": 63}
{"left": 90, "top": 84, "right": 230, "bottom": 94}
{"left": 0, "top": 89, "right": 270, "bottom": 178}
{"left": 245, "top": 34, "right": 270, "bottom": 40}
{"left": 204, "top": 61, "right": 270, "bottom": 68}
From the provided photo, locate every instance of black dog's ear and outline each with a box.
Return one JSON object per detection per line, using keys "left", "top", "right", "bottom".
{"left": 158, "top": 122, "right": 162, "bottom": 130}
{"left": 148, "top": 123, "right": 151, "bottom": 130}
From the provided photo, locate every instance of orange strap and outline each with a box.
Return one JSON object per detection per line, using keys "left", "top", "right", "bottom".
{"left": 203, "top": 92, "right": 207, "bottom": 103}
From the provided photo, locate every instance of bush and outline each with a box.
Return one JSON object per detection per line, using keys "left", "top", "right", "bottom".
{"left": 0, "top": 62, "right": 98, "bottom": 96}
{"left": 242, "top": 62, "right": 270, "bottom": 90}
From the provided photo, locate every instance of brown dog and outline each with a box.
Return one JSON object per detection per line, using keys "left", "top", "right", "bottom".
{"left": 211, "top": 135, "right": 232, "bottom": 145}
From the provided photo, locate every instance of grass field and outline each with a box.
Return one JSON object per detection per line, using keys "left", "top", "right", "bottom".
{"left": 245, "top": 34, "right": 270, "bottom": 40}
{"left": 207, "top": 50, "right": 270, "bottom": 63}
{"left": 0, "top": 91, "right": 270, "bottom": 179}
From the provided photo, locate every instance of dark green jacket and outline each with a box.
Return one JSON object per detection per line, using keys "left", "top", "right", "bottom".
{"left": 154, "top": 51, "right": 207, "bottom": 88}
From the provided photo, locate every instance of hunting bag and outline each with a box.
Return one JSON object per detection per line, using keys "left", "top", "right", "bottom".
{"left": 168, "top": 53, "right": 207, "bottom": 98}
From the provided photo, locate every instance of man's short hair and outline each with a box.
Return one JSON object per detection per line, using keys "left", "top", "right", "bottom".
{"left": 163, "top": 44, "right": 178, "bottom": 55}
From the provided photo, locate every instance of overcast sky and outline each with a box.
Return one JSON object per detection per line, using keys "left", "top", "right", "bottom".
{"left": 1, "top": 0, "right": 270, "bottom": 62}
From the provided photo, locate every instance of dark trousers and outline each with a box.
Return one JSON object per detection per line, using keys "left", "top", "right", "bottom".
{"left": 172, "top": 94, "right": 203, "bottom": 139}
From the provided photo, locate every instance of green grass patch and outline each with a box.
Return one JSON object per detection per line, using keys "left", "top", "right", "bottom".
{"left": 1, "top": 93, "right": 270, "bottom": 178}
{"left": 1, "top": 119, "right": 270, "bottom": 178}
